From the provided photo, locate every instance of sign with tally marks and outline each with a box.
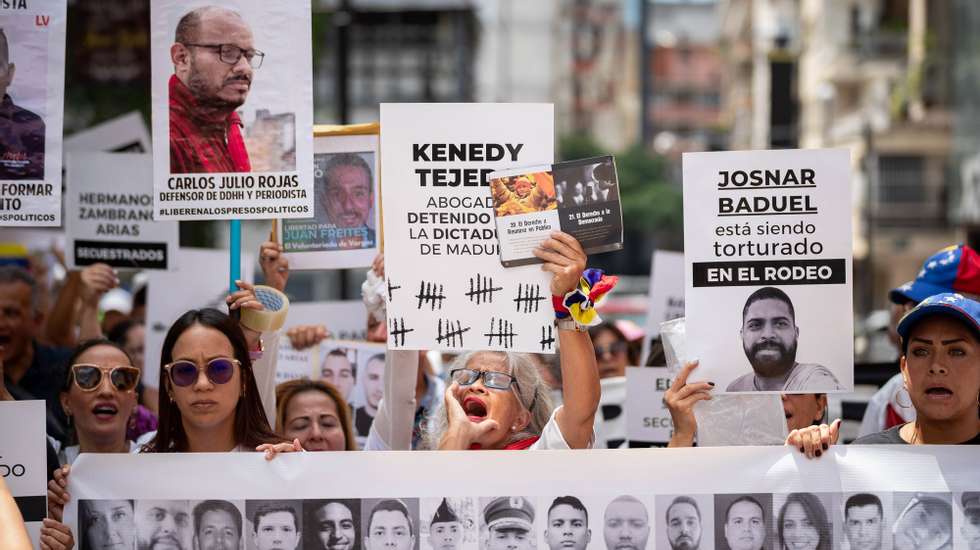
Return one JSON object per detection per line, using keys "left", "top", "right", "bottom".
{"left": 380, "top": 103, "right": 555, "bottom": 353}
{"left": 682, "top": 148, "right": 853, "bottom": 394}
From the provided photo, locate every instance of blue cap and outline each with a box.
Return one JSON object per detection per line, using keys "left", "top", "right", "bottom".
{"left": 889, "top": 245, "right": 980, "bottom": 305}
{"left": 896, "top": 292, "right": 980, "bottom": 343}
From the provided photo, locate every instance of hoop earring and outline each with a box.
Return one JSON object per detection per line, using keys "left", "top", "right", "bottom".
{"left": 895, "top": 385, "right": 913, "bottom": 409}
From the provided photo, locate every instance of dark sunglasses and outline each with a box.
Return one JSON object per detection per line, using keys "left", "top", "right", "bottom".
{"left": 70, "top": 364, "right": 141, "bottom": 392}
{"left": 164, "top": 357, "right": 239, "bottom": 387}
{"left": 594, "top": 342, "right": 628, "bottom": 357}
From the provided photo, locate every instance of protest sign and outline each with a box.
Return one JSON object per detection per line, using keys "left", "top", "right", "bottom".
{"left": 63, "top": 111, "right": 151, "bottom": 153}
{"left": 285, "top": 300, "right": 368, "bottom": 341}
{"left": 380, "top": 103, "right": 555, "bottom": 352}
{"left": 274, "top": 336, "right": 317, "bottom": 384}
{"left": 682, "top": 149, "right": 853, "bottom": 393}
{"left": 65, "top": 153, "right": 179, "bottom": 270}
{"left": 150, "top": 0, "right": 314, "bottom": 221}
{"left": 279, "top": 124, "right": 380, "bottom": 269}
{"left": 315, "top": 339, "right": 386, "bottom": 445}
{"left": 625, "top": 366, "right": 674, "bottom": 446}
{"left": 0, "top": 400, "right": 46, "bottom": 547}
{"left": 144, "top": 247, "right": 254, "bottom": 388}
{"left": 488, "top": 155, "right": 623, "bottom": 267}
{"left": 66, "top": 447, "right": 980, "bottom": 550}
{"left": 640, "top": 250, "right": 685, "bottom": 365}
{"left": 596, "top": 376, "right": 627, "bottom": 449}
{"left": 0, "top": 0, "right": 67, "bottom": 226}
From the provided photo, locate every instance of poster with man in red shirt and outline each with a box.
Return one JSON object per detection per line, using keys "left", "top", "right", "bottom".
{"left": 151, "top": 1, "right": 313, "bottom": 221}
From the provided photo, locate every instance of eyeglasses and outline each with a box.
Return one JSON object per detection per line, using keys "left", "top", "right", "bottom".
{"left": 450, "top": 368, "right": 517, "bottom": 391}
{"left": 594, "top": 342, "right": 628, "bottom": 357}
{"left": 70, "top": 364, "right": 141, "bottom": 392}
{"left": 183, "top": 43, "right": 265, "bottom": 69}
{"left": 164, "top": 357, "right": 239, "bottom": 387}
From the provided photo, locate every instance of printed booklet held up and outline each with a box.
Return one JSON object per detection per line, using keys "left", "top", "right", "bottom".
{"left": 489, "top": 155, "right": 624, "bottom": 267}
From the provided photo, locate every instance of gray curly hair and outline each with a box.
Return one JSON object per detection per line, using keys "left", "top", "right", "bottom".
{"left": 422, "top": 351, "right": 554, "bottom": 450}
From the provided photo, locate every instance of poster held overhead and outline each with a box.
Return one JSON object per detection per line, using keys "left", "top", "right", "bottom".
{"left": 0, "top": 0, "right": 67, "bottom": 226}
{"left": 65, "top": 153, "right": 178, "bottom": 270}
{"left": 489, "top": 155, "right": 624, "bottom": 267}
{"left": 278, "top": 123, "right": 381, "bottom": 270}
{"left": 150, "top": 0, "right": 314, "bottom": 221}
{"left": 380, "top": 103, "right": 555, "bottom": 352}
{"left": 682, "top": 149, "right": 853, "bottom": 393}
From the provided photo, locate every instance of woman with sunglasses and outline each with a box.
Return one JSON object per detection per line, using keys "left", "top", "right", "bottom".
{"left": 51, "top": 339, "right": 144, "bottom": 465}
{"left": 589, "top": 322, "right": 635, "bottom": 378}
{"left": 366, "top": 232, "right": 603, "bottom": 451}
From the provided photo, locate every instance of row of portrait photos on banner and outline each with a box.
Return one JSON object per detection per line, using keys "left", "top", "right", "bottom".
{"left": 77, "top": 491, "right": 980, "bottom": 550}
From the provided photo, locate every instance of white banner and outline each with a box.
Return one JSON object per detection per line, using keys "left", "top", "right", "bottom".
{"left": 144, "top": 247, "right": 254, "bottom": 388}
{"left": 150, "top": 0, "right": 314, "bottom": 220}
{"left": 63, "top": 111, "right": 151, "bottom": 154}
{"left": 625, "top": 367, "right": 674, "bottom": 445}
{"left": 380, "top": 103, "right": 555, "bottom": 352}
{"left": 682, "top": 149, "right": 853, "bottom": 393}
{"left": 0, "top": 400, "right": 46, "bottom": 547}
{"left": 65, "top": 153, "right": 179, "bottom": 270}
{"left": 0, "top": 0, "right": 67, "bottom": 226}
{"left": 640, "top": 251, "right": 685, "bottom": 363}
{"left": 66, "top": 447, "right": 980, "bottom": 550}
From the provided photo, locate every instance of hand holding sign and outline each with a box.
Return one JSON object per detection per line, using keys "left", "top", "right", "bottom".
{"left": 259, "top": 239, "right": 289, "bottom": 292}
{"left": 532, "top": 231, "right": 587, "bottom": 296}
{"left": 46, "top": 465, "right": 70, "bottom": 523}
{"left": 285, "top": 324, "right": 330, "bottom": 350}
{"left": 39, "top": 518, "right": 72, "bottom": 550}
{"left": 664, "top": 361, "right": 714, "bottom": 448}
{"left": 786, "top": 418, "right": 841, "bottom": 459}
{"left": 78, "top": 263, "right": 118, "bottom": 307}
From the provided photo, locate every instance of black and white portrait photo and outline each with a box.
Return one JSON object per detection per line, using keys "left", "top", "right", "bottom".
{"left": 544, "top": 496, "right": 591, "bottom": 550}
{"left": 135, "top": 499, "right": 193, "bottom": 550}
{"left": 773, "top": 493, "right": 834, "bottom": 550}
{"left": 191, "top": 500, "right": 244, "bottom": 550}
{"left": 714, "top": 494, "right": 772, "bottom": 550}
{"left": 247, "top": 500, "right": 302, "bottom": 550}
{"left": 655, "top": 495, "right": 712, "bottom": 550}
{"left": 840, "top": 493, "right": 888, "bottom": 550}
{"left": 957, "top": 492, "right": 980, "bottom": 550}
{"left": 727, "top": 287, "right": 843, "bottom": 392}
{"left": 603, "top": 495, "right": 651, "bottom": 550}
{"left": 362, "top": 499, "right": 420, "bottom": 550}
{"left": 892, "top": 493, "right": 952, "bottom": 550}
{"left": 304, "top": 499, "right": 361, "bottom": 550}
{"left": 481, "top": 497, "right": 536, "bottom": 550}
{"left": 79, "top": 500, "right": 137, "bottom": 550}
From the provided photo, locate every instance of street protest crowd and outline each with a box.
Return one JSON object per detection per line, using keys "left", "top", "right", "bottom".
{"left": 0, "top": 235, "right": 977, "bottom": 549}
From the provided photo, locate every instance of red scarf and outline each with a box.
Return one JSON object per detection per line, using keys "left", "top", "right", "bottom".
{"left": 469, "top": 436, "right": 540, "bottom": 451}
{"left": 168, "top": 74, "right": 251, "bottom": 174}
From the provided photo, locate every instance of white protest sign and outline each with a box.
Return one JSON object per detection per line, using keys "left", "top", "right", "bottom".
{"left": 63, "top": 111, "right": 151, "bottom": 153}
{"left": 66, "top": 447, "right": 980, "bottom": 550}
{"left": 683, "top": 149, "right": 853, "bottom": 393}
{"left": 380, "top": 103, "right": 554, "bottom": 352}
{"left": 65, "top": 153, "right": 179, "bottom": 270}
{"left": 274, "top": 336, "right": 317, "bottom": 384}
{"left": 0, "top": 400, "right": 47, "bottom": 547}
{"left": 150, "top": 0, "right": 314, "bottom": 220}
{"left": 285, "top": 300, "right": 368, "bottom": 341}
{"left": 144, "top": 247, "right": 254, "bottom": 388}
{"left": 625, "top": 366, "right": 674, "bottom": 445}
{"left": 279, "top": 130, "right": 380, "bottom": 269}
{"left": 0, "top": 0, "right": 67, "bottom": 226}
{"left": 640, "top": 250, "right": 685, "bottom": 364}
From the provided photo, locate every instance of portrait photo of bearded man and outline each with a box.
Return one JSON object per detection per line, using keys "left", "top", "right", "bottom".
{"left": 168, "top": 5, "right": 262, "bottom": 173}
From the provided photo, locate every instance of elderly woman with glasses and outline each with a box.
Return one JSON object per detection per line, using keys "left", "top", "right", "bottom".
{"left": 367, "top": 232, "right": 606, "bottom": 451}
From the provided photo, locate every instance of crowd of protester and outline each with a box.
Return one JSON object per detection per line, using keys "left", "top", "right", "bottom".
{"left": 0, "top": 235, "right": 977, "bottom": 550}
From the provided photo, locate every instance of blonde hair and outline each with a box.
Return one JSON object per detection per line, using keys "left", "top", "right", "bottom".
{"left": 422, "top": 351, "right": 554, "bottom": 449}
